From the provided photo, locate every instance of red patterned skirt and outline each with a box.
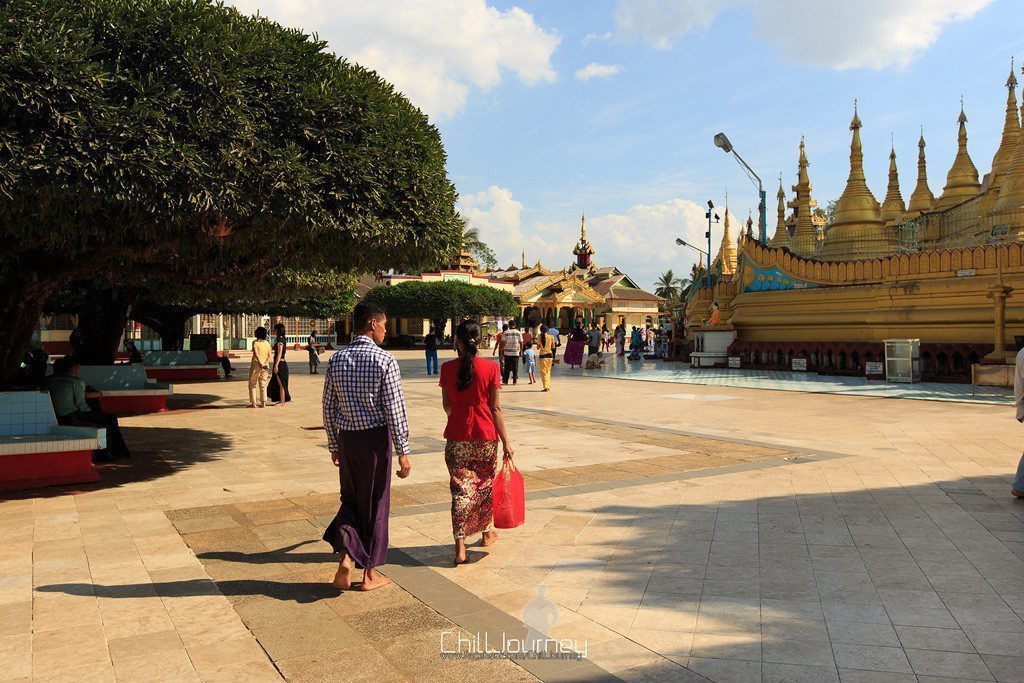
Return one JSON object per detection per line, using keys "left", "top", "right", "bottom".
{"left": 444, "top": 440, "right": 498, "bottom": 540}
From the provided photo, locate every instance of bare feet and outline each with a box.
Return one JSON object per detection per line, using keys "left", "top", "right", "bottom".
{"left": 481, "top": 530, "right": 498, "bottom": 547}
{"left": 1013, "top": 488, "right": 1024, "bottom": 498}
{"left": 454, "top": 539, "right": 467, "bottom": 565}
{"left": 247, "top": 403, "right": 256, "bottom": 408}
{"left": 333, "top": 554, "right": 353, "bottom": 589}
{"left": 360, "top": 569, "right": 392, "bottom": 591}
{"left": 258, "top": 403, "right": 266, "bottom": 408}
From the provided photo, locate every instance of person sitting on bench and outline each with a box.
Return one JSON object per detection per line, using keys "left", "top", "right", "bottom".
{"left": 205, "top": 342, "right": 234, "bottom": 378}
{"left": 44, "top": 355, "right": 130, "bottom": 462}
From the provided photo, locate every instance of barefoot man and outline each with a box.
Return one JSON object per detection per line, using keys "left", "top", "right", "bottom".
{"left": 322, "top": 302, "right": 412, "bottom": 590}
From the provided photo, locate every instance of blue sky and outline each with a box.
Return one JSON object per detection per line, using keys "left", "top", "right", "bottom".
{"left": 231, "top": 0, "right": 1023, "bottom": 289}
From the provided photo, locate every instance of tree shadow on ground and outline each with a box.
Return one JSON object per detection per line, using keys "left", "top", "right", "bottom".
{"left": 165, "top": 393, "right": 224, "bottom": 410}
{"left": 0, "top": 425, "right": 231, "bottom": 500}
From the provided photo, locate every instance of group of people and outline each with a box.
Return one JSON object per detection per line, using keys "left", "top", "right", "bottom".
{"left": 487, "top": 320, "right": 558, "bottom": 391}
{"left": 246, "top": 323, "right": 291, "bottom": 408}
{"left": 322, "top": 302, "right": 515, "bottom": 590}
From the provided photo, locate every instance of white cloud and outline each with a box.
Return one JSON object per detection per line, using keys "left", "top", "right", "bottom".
{"left": 227, "top": 0, "right": 560, "bottom": 120}
{"left": 574, "top": 62, "right": 624, "bottom": 82}
{"left": 614, "top": 0, "right": 992, "bottom": 69}
{"left": 460, "top": 187, "right": 730, "bottom": 288}
{"left": 582, "top": 31, "right": 613, "bottom": 45}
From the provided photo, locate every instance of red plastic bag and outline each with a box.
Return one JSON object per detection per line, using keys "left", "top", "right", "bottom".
{"left": 493, "top": 458, "right": 525, "bottom": 529}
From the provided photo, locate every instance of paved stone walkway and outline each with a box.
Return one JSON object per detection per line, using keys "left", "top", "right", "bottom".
{"left": 2, "top": 350, "right": 1022, "bottom": 681}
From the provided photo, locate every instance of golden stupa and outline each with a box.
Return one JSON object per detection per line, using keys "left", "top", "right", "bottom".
{"left": 932, "top": 101, "right": 981, "bottom": 212}
{"left": 880, "top": 143, "right": 907, "bottom": 227}
{"left": 904, "top": 131, "right": 935, "bottom": 220}
{"left": 823, "top": 102, "right": 890, "bottom": 258}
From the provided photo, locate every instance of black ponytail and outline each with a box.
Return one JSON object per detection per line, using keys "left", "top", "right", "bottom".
{"left": 455, "top": 319, "right": 481, "bottom": 391}
{"left": 539, "top": 323, "right": 549, "bottom": 349}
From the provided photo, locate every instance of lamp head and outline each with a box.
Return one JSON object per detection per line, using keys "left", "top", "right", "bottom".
{"left": 675, "top": 238, "right": 685, "bottom": 246}
{"left": 707, "top": 199, "right": 714, "bottom": 209}
{"left": 714, "top": 132, "right": 732, "bottom": 153}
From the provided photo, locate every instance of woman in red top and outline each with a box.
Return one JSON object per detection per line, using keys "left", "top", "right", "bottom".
{"left": 440, "top": 319, "right": 514, "bottom": 565}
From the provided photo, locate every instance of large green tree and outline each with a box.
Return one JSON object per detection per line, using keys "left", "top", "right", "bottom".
{"left": 361, "top": 281, "right": 517, "bottom": 342}
{"left": 0, "top": 0, "right": 461, "bottom": 377}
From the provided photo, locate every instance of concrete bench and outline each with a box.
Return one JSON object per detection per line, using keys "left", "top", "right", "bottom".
{"left": 77, "top": 365, "right": 173, "bottom": 415}
{"left": 143, "top": 351, "right": 222, "bottom": 381}
{"left": 971, "top": 363, "right": 1014, "bottom": 395}
{"left": 0, "top": 391, "right": 104, "bottom": 491}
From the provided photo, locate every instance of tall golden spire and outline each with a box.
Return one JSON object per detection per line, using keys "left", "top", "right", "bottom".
{"left": 572, "top": 211, "right": 595, "bottom": 268}
{"left": 983, "top": 59, "right": 1021, "bottom": 216}
{"left": 769, "top": 174, "right": 788, "bottom": 246}
{"left": 933, "top": 98, "right": 981, "bottom": 211}
{"left": 830, "top": 100, "right": 883, "bottom": 230}
{"left": 787, "top": 137, "right": 819, "bottom": 256}
{"left": 715, "top": 195, "right": 738, "bottom": 275}
{"left": 906, "top": 129, "right": 935, "bottom": 218}
{"left": 881, "top": 141, "right": 907, "bottom": 226}
{"left": 995, "top": 63, "right": 1024, "bottom": 214}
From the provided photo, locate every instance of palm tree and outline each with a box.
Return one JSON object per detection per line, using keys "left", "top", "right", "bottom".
{"left": 654, "top": 269, "right": 683, "bottom": 300}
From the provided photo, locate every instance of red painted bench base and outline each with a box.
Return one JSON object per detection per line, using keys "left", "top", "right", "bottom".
{"left": 145, "top": 367, "right": 220, "bottom": 381}
{"left": 99, "top": 395, "right": 168, "bottom": 416}
{"left": 0, "top": 450, "right": 99, "bottom": 492}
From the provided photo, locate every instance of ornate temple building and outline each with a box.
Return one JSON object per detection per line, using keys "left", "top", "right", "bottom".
{"left": 687, "top": 61, "right": 1024, "bottom": 381}
{"left": 483, "top": 214, "right": 664, "bottom": 330}
{"left": 374, "top": 216, "right": 663, "bottom": 341}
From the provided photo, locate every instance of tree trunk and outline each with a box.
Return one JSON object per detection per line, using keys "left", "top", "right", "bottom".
{"left": 132, "top": 309, "right": 192, "bottom": 351}
{"left": 75, "top": 287, "right": 134, "bottom": 365}
{"left": 0, "top": 278, "right": 55, "bottom": 384}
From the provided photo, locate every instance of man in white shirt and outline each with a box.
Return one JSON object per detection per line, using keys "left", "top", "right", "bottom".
{"left": 502, "top": 320, "right": 524, "bottom": 385}
{"left": 1013, "top": 345, "right": 1024, "bottom": 497}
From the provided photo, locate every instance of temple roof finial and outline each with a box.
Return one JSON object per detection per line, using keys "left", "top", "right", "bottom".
{"left": 1008, "top": 56, "right": 1018, "bottom": 89}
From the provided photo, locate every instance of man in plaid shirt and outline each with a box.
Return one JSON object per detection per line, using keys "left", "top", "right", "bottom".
{"left": 322, "top": 301, "right": 411, "bottom": 591}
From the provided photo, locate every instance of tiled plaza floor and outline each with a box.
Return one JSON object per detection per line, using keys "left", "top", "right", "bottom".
{"left": 2, "top": 350, "right": 1022, "bottom": 681}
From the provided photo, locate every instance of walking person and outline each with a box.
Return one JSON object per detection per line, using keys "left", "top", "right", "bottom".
{"left": 308, "top": 323, "right": 321, "bottom": 374}
{"left": 424, "top": 326, "right": 440, "bottom": 375}
{"left": 601, "top": 325, "right": 611, "bottom": 353}
{"left": 615, "top": 324, "right": 626, "bottom": 356}
{"left": 248, "top": 326, "right": 271, "bottom": 408}
{"left": 523, "top": 341, "right": 537, "bottom": 385}
{"left": 440, "top": 320, "right": 513, "bottom": 565}
{"left": 587, "top": 322, "right": 601, "bottom": 358}
{"left": 502, "top": 320, "right": 523, "bottom": 385}
{"left": 492, "top": 323, "right": 508, "bottom": 378}
{"left": 267, "top": 322, "right": 291, "bottom": 405}
{"left": 322, "top": 302, "right": 412, "bottom": 590}
{"left": 535, "top": 324, "right": 556, "bottom": 392}
{"left": 563, "top": 322, "right": 587, "bottom": 369}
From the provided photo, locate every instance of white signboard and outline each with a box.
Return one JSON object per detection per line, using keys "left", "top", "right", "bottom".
{"left": 728, "top": 356, "right": 741, "bottom": 368}
{"left": 865, "top": 361, "right": 884, "bottom": 375}
{"left": 791, "top": 358, "right": 808, "bottom": 371}
{"left": 956, "top": 268, "right": 975, "bottom": 277}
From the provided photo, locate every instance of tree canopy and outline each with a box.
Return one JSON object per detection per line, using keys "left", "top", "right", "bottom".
{"left": 0, "top": 0, "right": 461, "bottom": 375}
{"left": 361, "top": 281, "right": 517, "bottom": 325}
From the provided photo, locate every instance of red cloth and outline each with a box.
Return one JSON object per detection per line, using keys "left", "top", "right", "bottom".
{"left": 439, "top": 357, "right": 500, "bottom": 441}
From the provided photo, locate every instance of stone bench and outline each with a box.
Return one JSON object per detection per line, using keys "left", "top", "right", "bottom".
{"left": 0, "top": 391, "right": 104, "bottom": 491}
{"left": 77, "top": 365, "right": 173, "bottom": 415}
{"left": 143, "top": 351, "right": 222, "bottom": 381}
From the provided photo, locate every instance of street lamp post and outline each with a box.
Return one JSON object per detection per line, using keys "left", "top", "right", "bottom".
{"left": 714, "top": 132, "right": 766, "bottom": 246}
{"left": 675, "top": 199, "right": 718, "bottom": 289}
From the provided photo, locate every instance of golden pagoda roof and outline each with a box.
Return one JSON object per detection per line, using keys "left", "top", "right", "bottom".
{"left": 769, "top": 175, "right": 788, "bottom": 246}
{"left": 905, "top": 130, "right": 935, "bottom": 218}
{"left": 933, "top": 100, "right": 981, "bottom": 211}
{"left": 880, "top": 144, "right": 907, "bottom": 226}
{"left": 995, "top": 74, "right": 1024, "bottom": 213}
{"left": 572, "top": 212, "right": 595, "bottom": 257}
{"left": 992, "top": 59, "right": 1020, "bottom": 183}
{"left": 714, "top": 200, "right": 738, "bottom": 275}
{"left": 830, "top": 101, "right": 883, "bottom": 230}
{"left": 788, "top": 137, "right": 818, "bottom": 238}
